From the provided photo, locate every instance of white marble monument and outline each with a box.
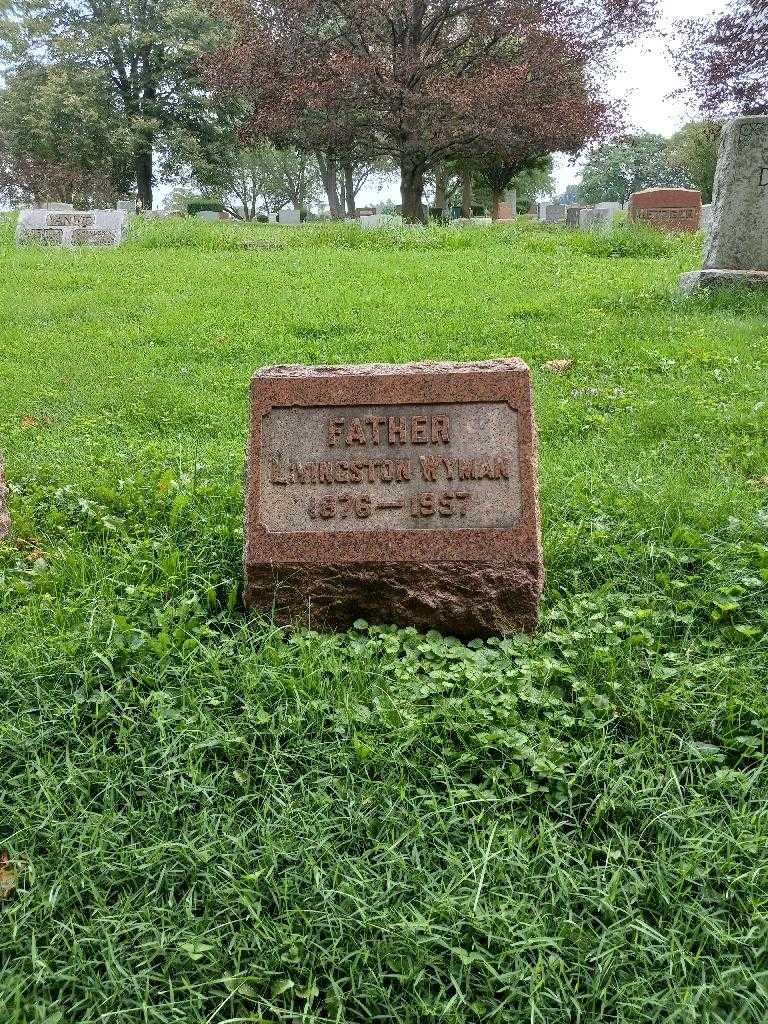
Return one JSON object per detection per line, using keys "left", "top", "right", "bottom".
{"left": 16, "top": 208, "right": 128, "bottom": 247}
{"left": 278, "top": 209, "right": 301, "bottom": 225}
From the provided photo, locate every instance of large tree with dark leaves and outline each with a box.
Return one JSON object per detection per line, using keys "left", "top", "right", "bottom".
{"left": 206, "top": 0, "right": 658, "bottom": 221}
{"left": 672, "top": 1, "right": 768, "bottom": 117}
{"left": 1, "top": 0, "right": 226, "bottom": 208}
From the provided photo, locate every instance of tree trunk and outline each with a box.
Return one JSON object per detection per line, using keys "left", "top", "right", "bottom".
{"left": 461, "top": 172, "right": 473, "bottom": 218}
{"left": 400, "top": 157, "right": 425, "bottom": 223}
{"left": 343, "top": 162, "right": 356, "bottom": 218}
{"left": 434, "top": 165, "right": 448, "bottom": 214}
{"left": 316, "top": 152, "right": 343, "bottom": 219}
{"left": 135, "top": 148, "right": 153, "bottom": 211}
{"left": 491, "top": 188, "right": 502, "bottom": 221}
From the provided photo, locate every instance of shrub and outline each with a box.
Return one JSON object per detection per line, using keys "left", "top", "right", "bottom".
{"left": 186, "top": 197, "right": 225, "bottom": 216}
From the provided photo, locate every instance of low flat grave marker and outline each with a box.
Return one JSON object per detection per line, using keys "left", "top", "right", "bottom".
{"left": 629, "top": 188, "right": 702, "bottom": 232}
{"left": 681, "top": 115, "right": 768, "bottom": 292}
{"left": 244, "top": 359, "right": 543, "bottom": 638}
{"left": 16, "top": 208, "right": 128, "bottom": 247}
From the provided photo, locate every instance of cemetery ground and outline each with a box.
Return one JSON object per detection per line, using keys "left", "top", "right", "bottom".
{"left": 1, "top": 213, "right": 767, "bottom": 1024}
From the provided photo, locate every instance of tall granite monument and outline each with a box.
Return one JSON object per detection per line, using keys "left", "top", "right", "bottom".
{"left": 681, "top": 115, "right": 768, "bottom": 292}
{"left": 244, "top": 360, "right": 543, "bottom": 638}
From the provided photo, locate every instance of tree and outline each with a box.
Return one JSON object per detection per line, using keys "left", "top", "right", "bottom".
{"left": 666, "top": 122, "right": 721, "bottom": 203}
{"left": 161, "top": 186, "right": 197, "bottom": 213}
{"left": 671, "top": 1, "right": 768, "bottom": 118}
{"left": 512, "top": 160, "right": 554, "bottom": 211}
{"left": 207, "top": 0, "right": 659, "bottom": 221}
{"left": 471, "top": 155, "right": 553, "bottom": 213}
{"left": 0, "top": 148, "right": 115, "bottom": 207}
{"left": 472, "top": 153, "right": 553, "bottom": 219}
{"left": 556, "top": 184, "right": 580, "bottom": 205}
{"left": 0, "top": 63, "right": 131, "bottom": 204}
{"left": 190, "top": 141, "right": 323, "bottom": 218}
{"left": 2, "top": 0, "right": 226, "bottom": 209}
{"left": 577, "top": 133, "right": 691, "bottom": 205}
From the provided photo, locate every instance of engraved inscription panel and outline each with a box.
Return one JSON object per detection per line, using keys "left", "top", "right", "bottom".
{"left": 259, "top": 402, "right": 522, "bottom": 533}
{"left": 47, "top": 212, "right": 94, "bottom": 227}
{"left": 71, "top": 227, "right": 116, "bottom": 245}
{"left": 25, "top": 227, "right": 64, "bottom": 245}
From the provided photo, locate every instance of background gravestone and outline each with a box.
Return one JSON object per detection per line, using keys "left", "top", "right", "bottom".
{"left": 244, "top": 359, "right": 543, "bottom": 638}
{"left": 16, "top": 209, "right": 128, "bottom": 247}
{"left": 544, "top": 204, "right": 567, "bottom": 224}
{"left": 629, "top": 188, "right": 702, "bottom": 232}
{"left": 681, "top": 116, "right": 768, "bottom": 292}
{"left": 578, "top": 204, "right": 618, "bottom": 230}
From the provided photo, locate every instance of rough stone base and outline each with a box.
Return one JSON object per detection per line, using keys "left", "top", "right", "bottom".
{"left": 245, "top": 560, "right": 543, "bottom": 639}
{"left": 680, "top": 269, "right": 768, "bottom": 293}
{"left": 0, "top": 455, "right": 10, "bottom": 540}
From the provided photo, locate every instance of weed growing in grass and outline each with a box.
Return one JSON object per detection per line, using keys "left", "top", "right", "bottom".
{"left": 1, "top": 219, "right": 767, "bottom": 1022}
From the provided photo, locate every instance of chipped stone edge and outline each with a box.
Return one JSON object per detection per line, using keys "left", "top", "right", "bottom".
{"left": 680, "top": 269, "right": 768, "bottom": 294}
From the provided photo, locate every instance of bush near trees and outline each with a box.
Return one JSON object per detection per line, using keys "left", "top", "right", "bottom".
{"left": 206, "top": 0, "right": 658, "bottom": 221}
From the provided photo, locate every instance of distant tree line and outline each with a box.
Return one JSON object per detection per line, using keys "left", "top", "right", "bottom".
{"left": 1, "top": 0, "right": 763, "bottom": 218}
{"left": 204, "top": 0, "right": 658, "bottom": 222}
{"left": 573, "top": 125, "right": 722, "bottom": 206}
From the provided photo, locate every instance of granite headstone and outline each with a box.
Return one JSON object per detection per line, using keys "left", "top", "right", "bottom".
{"left": 681, "top": 116, "right": 768, "bottom": 292}
{"left": 544, "top": 205, "right": 567, "bottom": 224}
{"left": 629, "top": 188, "right": 702, "bottom": 232}
{"left": 278, "top": 209, "right": 301, "bottom": 225}
{"left": 244, "top": 359, "right": 543, "bottom": 638}
{"left": 16, "top": 208, "right": 128, "bottom": 247}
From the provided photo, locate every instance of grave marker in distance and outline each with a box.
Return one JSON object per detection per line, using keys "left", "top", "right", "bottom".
{"left": 16, "top": 208, "right": 128, "bottom": 247}
{"left": 629, "top": 188, "right": 702, "bottom": 232}
{"left": 244, "top": 360, "right": 543, "bottom": 638}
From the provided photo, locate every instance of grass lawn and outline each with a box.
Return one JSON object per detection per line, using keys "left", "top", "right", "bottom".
{"left": 1, "top": 215, "right": 767, "bottom": 1023}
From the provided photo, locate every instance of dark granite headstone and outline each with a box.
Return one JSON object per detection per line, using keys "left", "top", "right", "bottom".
{"left": 244, "top": 360, "right": 543, "bottom": 638}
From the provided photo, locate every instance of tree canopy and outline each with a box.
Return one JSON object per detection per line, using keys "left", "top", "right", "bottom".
{"left": 1, "top": 0, "right": 227, "bottom": 207}
{"left": 577, "top": 133, "right": 692, "bottom": 206}
{"left": 671, "top": 1, "right": 768, "bottom": 118}
{"left": 207, "top": 0, "right": 658, "bottom": 220}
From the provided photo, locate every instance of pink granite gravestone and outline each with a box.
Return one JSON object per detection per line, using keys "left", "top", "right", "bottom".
{"left": 244, "top": 359, "right": 543, "bottom": 638}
